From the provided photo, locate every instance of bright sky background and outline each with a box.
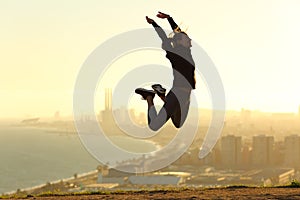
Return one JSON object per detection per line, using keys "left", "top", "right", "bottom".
{"left": 1, "top": 0, "right": 300, "bottom": 118}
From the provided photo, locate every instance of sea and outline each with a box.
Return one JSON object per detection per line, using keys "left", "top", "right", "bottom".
{"left": 0, "top": 121, "right": 157, "bottom": 194}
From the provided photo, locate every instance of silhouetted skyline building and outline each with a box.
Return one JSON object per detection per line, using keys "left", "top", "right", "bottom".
{"left": 220, "top": 135, "right": 242, "bottom": 169}
{"left": 99, "top": 88, "right": 116, "bottom": 133}
{"left": 251, "top": 135, "right": 274, "bottom": 167}
{"left": 284, "top": 135, "right": 300, "bottom": 168}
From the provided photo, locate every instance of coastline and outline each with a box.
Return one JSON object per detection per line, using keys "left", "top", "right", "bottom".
{"left": 3, "top": 170, "right": 99, "bottom": 196}
{"left": 0, "top": 124, "right": 161, "bottom": 195}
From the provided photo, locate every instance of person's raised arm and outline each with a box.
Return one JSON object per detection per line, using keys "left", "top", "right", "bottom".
{"left": 156, "top": 11, "right": 181, "bottom": 33}
{"left": 146, "top": 16, "right": 171, "bottom": 50}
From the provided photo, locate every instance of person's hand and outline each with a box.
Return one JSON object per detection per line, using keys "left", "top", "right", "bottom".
{"left": 156, "top": 11, "right": 170, "bottom": 19}
{"left": 146, "top": 16, "right": 154, "bottom": 24}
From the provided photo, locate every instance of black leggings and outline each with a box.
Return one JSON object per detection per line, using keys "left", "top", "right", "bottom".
{"left": 148, "top": 87, "right": 191, "bottom": 131}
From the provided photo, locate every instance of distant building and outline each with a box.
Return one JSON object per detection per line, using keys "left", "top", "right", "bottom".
{"left": 21, "top": 117, "right": 39, "bottom": 124}
{"left": 251, "top": 135, "right": 274, "bottom": 167}
{"left": 220, "top": 135, "right": 242, "bottom": 169}
{"left": 128, "top": 175, "right": 181, "bottom": 185}
{"left": 97, "top": 167, "right": 189, "bottom": 186}
{"left": 105, "top": 88, "right": 112, "bottom": 111}
{"left": 284, "top": 135, "right": 300, "bottom": 168}
{"left": 100, "top": 88, "right": 112, "bottom": 119}
{"left": 99, "top": 88, "right": 118, "bottom": 134}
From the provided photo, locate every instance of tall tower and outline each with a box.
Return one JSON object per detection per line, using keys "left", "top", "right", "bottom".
{"left": 100, "top": 88, "right": 116, "bottom": 134}
{"left": 251, "top": 135, "right": 274, "bottom": 167}
{"left": 105, "top": 88, "right": 112, "bottom": 111}
{"left": 284, "top": 135, "right": 300, "bottom": 168}
{"left": 220, "top": 135, "right": 242, "bottom": 169}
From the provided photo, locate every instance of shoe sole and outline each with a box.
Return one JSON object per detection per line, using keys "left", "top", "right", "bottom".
{"left": 135, "top": 88, "right": 155, "bottom": 99}
{"left": 151, "top": 84, "right": 166, "bottom": 96}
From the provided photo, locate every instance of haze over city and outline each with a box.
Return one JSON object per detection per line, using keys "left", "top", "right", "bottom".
{"left": 3, "top": 1, "right": 300, "bottom": 199}
{"left": 1, "top": 0, "right": 300, "bottom": 118}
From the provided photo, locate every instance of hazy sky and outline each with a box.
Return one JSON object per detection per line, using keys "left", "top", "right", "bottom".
{"left": 1, "top": 0, "right": 300, "bottom": 118}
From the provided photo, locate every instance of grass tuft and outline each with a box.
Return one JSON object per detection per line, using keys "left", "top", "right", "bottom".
{"left": 277, "top": 180, "right": 300, "bottom": 188}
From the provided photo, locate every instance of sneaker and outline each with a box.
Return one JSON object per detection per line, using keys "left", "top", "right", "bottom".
{"left": 151, "top": 84, "right": 166, "bottom": 97}
{"left": 135, "top": 88, "right": 155, "bottom": 100}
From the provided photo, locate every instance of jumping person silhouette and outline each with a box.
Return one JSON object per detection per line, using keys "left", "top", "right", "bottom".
{"left": 135, "top": 12, "right": 196, "bottom": 131}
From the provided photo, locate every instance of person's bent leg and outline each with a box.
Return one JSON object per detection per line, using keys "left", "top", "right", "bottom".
{"left": 147, "top": 91, "right": 177, "bottom": 131}
{"left": 171, "top": 101, "right": 190, "bottom": 128}
{"left": 146, "top": 95, "right": 167, "bottom": 131}
{"left": 146, "top": 96, "right": 157, "bottom": 127}
{"left": 170, "top": 88, "right": 191, "bottom": 128}
{"left": 148, "top": 106, "right": 169, "bottom": 131}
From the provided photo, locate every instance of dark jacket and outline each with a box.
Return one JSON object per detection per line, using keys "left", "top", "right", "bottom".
{"left": 152, "top": 17, "right": 196, "bottom": 89}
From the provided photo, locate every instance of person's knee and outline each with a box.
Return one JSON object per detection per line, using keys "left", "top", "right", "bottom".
{"left": 172, "top": 117, "right": 187, "bottom": 128}
{"left": 174, "top": 122, "right": 183, "bottom": 129}
{"left": 149, "top": 123, "right": 161, "bottom": 131}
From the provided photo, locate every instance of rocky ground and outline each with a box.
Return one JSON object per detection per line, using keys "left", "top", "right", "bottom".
{"left": 4, "top": 187, "right": 300, "bottom": 200}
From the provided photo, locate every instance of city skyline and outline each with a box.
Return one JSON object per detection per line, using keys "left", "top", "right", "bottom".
{"left": 1, "top": 1, "right": 300, "bottom": 118}
{"left": 202, "top": 134, "right": 300, "bottom": 170}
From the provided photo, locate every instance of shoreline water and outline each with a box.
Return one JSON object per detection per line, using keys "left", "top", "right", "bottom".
{"left": 0, "top": 122, "right": 159, "bottom": 194}
{"left": 0, "top": 124, "right": 99, "bottom": 194}
{"left": 3, "top": 169, "right": 99, "bottom": 195}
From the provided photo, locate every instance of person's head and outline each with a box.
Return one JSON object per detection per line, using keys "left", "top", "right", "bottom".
{"left": 171, "top": 32, "right": 192, "bottom": 48}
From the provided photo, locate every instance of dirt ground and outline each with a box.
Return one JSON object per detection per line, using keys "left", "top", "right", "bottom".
{"left": 6, "top": 187, "right": 300, "bottom": 200}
